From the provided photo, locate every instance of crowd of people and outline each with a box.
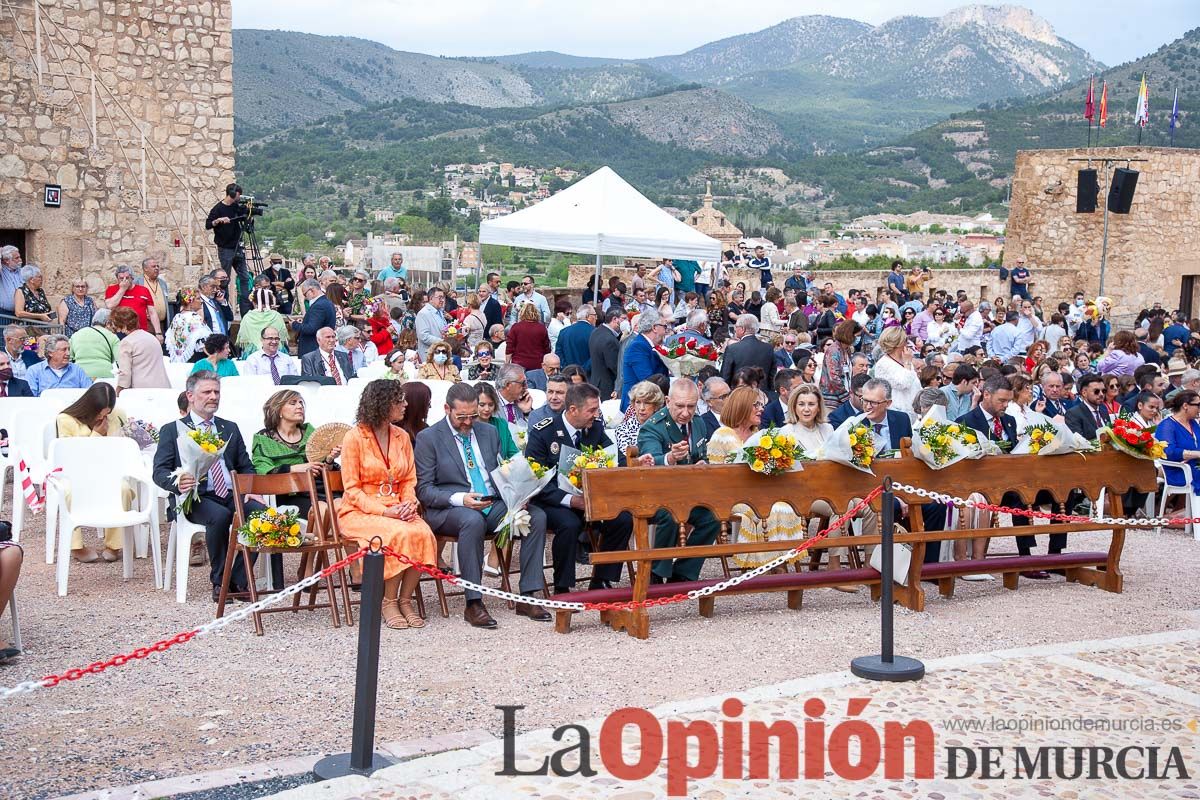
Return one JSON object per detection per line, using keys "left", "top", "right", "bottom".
{"left": 3, "top": 243, "right": 1199, "bottom": 652}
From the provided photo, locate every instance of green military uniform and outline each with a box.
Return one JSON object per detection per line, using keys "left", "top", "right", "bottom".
{"left": 636, "top": 406, "right": 720, "bottom": 581}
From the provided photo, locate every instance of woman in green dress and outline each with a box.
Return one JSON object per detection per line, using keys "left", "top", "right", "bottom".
{"left": 251, "top": 389, "right": 339, "bottom": 520}
{"left": 236, "top": 275, "right": 290, "bottom": 356}
{"left": 190, "top": 334, "right": 240, "bottom": 377}
{"left": 476, "top": 381, "right": 519, "bottom": 459}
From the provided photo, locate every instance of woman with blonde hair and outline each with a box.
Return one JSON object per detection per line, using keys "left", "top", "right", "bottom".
{"left": 417, "top": 339, "right": 460, "bottom": 381}
{"left": 873, "top": 325, "right": 921, "bottom": 415}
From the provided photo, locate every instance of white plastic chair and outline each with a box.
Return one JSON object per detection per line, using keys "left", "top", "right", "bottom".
{"left": 38, "top": 388, "right": 87, "bottom": 411}
{"left": 3, "top": 592, "right": 19, "bottom": 653}
{"left": 164, "top": 361, "right": 193, "bottom": 390}
{"left": 49, "top": 437, "right": 161, "bottom": 596}
{"left": 356, "top": 361, "right": 387, "bottom": 381}
{"left": 1155, "top": 460, "right": 1199, "bottom": 538}
{"left": 163, "top": 515, "right": 209, "bottom": 603}
{"left": 424, "top": 380, "right": 454, "bottom": 424}
{"left": 218, "top": 375, "right": 275, "bottom": 418}
{"left": 0, "top": 398, "right": 45, "bottom": 518}
{"left": 117, "top": 388, "right": 185, "bottom": 428}
{"left": 528, "top": 388, "right": 547, "bottom": 410}
{"left": 8, "top": 409, "right": 59, "bottom": 554}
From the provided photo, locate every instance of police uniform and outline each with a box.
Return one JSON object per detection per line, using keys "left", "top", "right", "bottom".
{"left": 526, "top": 411, "right": 633, "bottom": 591}
{"left": 636, "top": 407, "right": 720, "bottom": 582}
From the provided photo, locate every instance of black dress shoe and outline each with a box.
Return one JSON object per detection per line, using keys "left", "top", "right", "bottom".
{"left": 1020, "top": 570, "right": 1051, "bottom": 580}
{"left": 0, "top": 646, "right": 21, "bottom": 663}
{"left": 648, "top": 573, "right": 665, "bottom": 585}
{"left": 515, "top": 596, "right": 551, "bottom": 621}
{"left": 464, "top": 601, "right": 498, "bottom": 629}
{"left": 213, "top": 586, "right": 242, "bottom": 603}
{"left": 587, "top": 579, "right": 614, "bottom": 591}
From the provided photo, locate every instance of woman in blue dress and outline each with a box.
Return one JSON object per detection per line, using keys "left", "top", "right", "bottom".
{"left": 1155, "top": 390, "right": 1200, "bottom": 495}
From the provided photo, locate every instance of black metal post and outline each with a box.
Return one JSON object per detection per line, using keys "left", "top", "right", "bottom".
{"left": 314, "top": 545, "right": 394, "bottom": 780}
{"left": 851, "top": 478, "right": 924, "bottom": 682}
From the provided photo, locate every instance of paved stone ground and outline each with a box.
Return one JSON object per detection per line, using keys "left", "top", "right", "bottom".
{"left": 4, "top": 508, "right": 1200, "bottom": 799}
{"left": 262, "top": 629, "right": 1200, "bottom": 800}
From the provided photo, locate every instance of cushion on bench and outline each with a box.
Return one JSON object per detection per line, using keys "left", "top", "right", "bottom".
{"left": 554, "top": 567, "right": 881, "bottom": 605}
{"left": 920, "top": 551, "right": 1108, "bottom": 578}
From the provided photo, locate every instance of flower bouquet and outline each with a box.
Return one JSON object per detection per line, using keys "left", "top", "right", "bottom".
{"left": 236, "top": 506, "right": 307, "bottom": 549}
{"left": 557, "top": 444, "right": 618, "bottom": 496}
{"left": 170, "top": 426, "right": 227, "bottom": 515}
{"left": 911, "top": 407, "right": 975, "bottom": 470}
{"left": 654, "top": 338, "right": 719, "bottom": 378}
{"left": 1099, "top": 413, "right": 1166, "bottom": 461}
{"left": 121, "top": 418, "right": 160, "bottom": 451}
{"left": 738, "top": 427, "right": 808, "bottom": 475}
{"left": 1012, "top": 413, "right": 1096, "bottom": 456}
{"left": 816, "top": 415, "right": 878, "bottom": 474}
{"left": 624, "top": 299, "right": 641, "bottom": 320}
{"left": 441, "top": 322, "right": 461, "bottom": 342}
{"left": 512, "top": 424, "right": 528, "bottom": 452}
{"left": 490, "top": 455, "right": 555, "bottom": 549}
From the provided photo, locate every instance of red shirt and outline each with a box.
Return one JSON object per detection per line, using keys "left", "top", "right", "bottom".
{"left": 506, "top": 319, "right": 550, "bottom": 372}
{"left": 104, "top": 283, "right": 155, "bottom": 331}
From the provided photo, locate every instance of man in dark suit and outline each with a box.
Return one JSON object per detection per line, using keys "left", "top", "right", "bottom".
{"left": 761, "top": 369, "right": 799, "bottom": 429}
{"left": 555, "top": 306, "right": 595, "bottom": 373}
{"left": 290, "top": 279, "right": 337, "bottom": 357}
{"left": 719, "top": 313, "right": 776, "bottom": 390}
{"left": 527, "top": 383, "right": 648, "bottom": 591}
{"left": 524, "top": 353, "right": 559, "bottom": 393}
{"left": 300, "top": 328, "right": 356, "bottom": 383}
{"left": 957, "top": 375, "right": 1054, "bottom": 577}
{"left": 827, "top": 373, "right": 871, "bottom": 429}
{"left": 588, "top": 308, "right": 622, "bottom": 400}
{"left": 637, "top": 379, "right": 720, "bottom": 582}
{"left": 414, "top": 382, "right": 550, "bottom": 628}
{"left": 482, "top": 272, "right": 504, "bottom": 332}
{"left": 1064, "top": 373, "right": 1111, "bottom": 441}
{"left": 699, "top": 376, "right": 730, "bottom": 432}
{"left": 619, "top": 308, "right": 670, "bottom": 411}
{"left": 197, "top": 274, "right": 233, "bottom": 337}
{"left": 0, "top": 350, "right": 32, "bottom": 397}
{"left": 152, "top": 371, "right": 267, "bottom": 602}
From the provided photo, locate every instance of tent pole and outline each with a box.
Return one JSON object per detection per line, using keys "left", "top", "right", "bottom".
{"left": 593, "top": 236, "right": 603, "bottom": 306}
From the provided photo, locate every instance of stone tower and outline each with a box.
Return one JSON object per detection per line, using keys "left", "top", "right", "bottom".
{"left": 685, "top": 180, "right": 742, "bottom": 255}
{"left": 0, "top": 0, "right": 235, "bottom": 297}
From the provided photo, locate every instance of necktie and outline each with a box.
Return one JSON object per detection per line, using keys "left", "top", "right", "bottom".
{"left": 991, "top": 414, "right": 1003, "bottom": 441}
{"left": 458, "top": 433, "right": 490, "bottom": 515}
{"left": 572, "top": 429, "right": 582, "bottom": 449}
{"left": 203, "top": 421, "right": 229, "bottom": 498}
{"left": 0, "top": 382, "right": 6, "bottom": 398}
{"left": 267, "top": 354, "right": 280, "bottom": 384}
{"left": 873, "top": 423, "right": 883, "bottom": 435}
{"left": 1093, "top": 406, "right": 1103, "bottom": 427}
{"left": 328, "top": 352, "right": 342, "bottom": 385}
{"left": 506, "top": 402, "right": 515, "bottom": 423}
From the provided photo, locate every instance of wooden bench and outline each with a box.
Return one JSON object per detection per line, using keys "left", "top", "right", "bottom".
{"left": 559, "top": 449, "right": 1156, "bottom": 638}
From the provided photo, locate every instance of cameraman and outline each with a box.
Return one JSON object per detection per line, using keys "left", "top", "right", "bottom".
{"left": 205, "top": 182, "right": 252, "bottom": 315}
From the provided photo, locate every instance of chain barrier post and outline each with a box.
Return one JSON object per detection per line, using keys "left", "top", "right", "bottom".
{"left": 314, "top": 541, "right": 394, "bottom": 780}
{"left": 851, "top": 477, "right": 924, "bottom": 682}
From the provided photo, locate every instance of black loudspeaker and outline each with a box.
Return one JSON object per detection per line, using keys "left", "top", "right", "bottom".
{"left": 1107, "top": 168, "right": 1139, "bottom": 214}
{"left": 1076, "top": 169, "right": 1098, "bottom": 212}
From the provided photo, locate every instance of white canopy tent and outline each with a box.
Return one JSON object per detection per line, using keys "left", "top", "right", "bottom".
{"left": 479, "top": 166, "right": 721, "bottom": 296}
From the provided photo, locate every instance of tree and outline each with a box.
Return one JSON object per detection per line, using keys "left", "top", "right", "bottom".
{"left": 291, "top": 233, "right": 315, "bottom": 254}
{"left": 338, "top": 200, "right": 349, "bottom": 218}
{"left": 356, "top": 198, "right": 366, "bottom": 219}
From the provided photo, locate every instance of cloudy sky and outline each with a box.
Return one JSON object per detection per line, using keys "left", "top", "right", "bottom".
{"left": 234, "top": 1, "right": 1198, "bottom": 68}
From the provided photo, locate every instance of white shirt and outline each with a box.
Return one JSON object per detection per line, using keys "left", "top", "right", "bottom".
{"left": 317, "top": 348, "right": 348, "bottom": 384}
{"left": 955, "top": 311, "right": 984, "bottom": 351}
{"left": 241, "top": 350, "right": 300, "bottom": 381}
{"left": 558, "top": 416, "right": 583, "bottom": 507}
{"left": 201, "top": 296, "right": 227, "bottom": 334}
{"left": 446, "top": 418, "right": 495, "bottom": 506}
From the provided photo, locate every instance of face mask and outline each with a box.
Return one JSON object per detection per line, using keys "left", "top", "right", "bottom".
{"left": 1075, "top": 299, "right": 1084, "bottom": 307}
{"left": 620, "top": 319, "right": 632, "bottom": 336}
{"left": 0, "top": 368, "right": 11, "bottom": 382}
{"left": 433, "top": 353, "right": 448, "bottom": 365}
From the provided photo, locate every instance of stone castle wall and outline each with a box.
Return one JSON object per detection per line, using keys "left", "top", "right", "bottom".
{"left": 1006, "top": 147, "right": 1200, "bottom": 314}
{"left": 0, "top": 0, "right": 234, "bottom": 297}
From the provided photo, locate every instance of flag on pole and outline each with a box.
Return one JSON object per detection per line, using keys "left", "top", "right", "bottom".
{"left": 1135, "top": 73, "right": 1149, "bottom": 128}
{"left": 1099, "top": 81, "right": 1109, "bottom": 128}
{"left": 1170, "top": 88, "right": 1180, "bottom": 130}
{"left": 1084, "top": 75, "right": 1095, "bottom": 122}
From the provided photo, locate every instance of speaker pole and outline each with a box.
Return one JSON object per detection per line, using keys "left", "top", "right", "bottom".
{"left": 1099, "top": 160, "right": 1111, "bottom": 296}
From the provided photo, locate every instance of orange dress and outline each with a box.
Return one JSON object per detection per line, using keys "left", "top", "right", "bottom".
{"left": 337, "top": 423, "right": 437, "bottom": 581}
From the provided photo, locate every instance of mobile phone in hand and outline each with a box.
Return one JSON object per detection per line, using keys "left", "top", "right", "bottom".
{"left": 478, "top": 494, "right": 500, "bottom": 502}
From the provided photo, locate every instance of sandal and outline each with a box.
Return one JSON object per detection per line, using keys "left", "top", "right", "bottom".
{"left": 381, "top": 599, "right": 409, "bottom": 630}
{"left": 398, "top": 599, "right": 425, "bottom": 629}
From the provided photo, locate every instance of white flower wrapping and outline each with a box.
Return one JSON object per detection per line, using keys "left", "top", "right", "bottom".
{"left": 655, "top": 351, "right": 714, "bottom": 378}
{"left": 512, "top": 424, "right": 528, "bottom": 452}
{"left": 489, "top": 456, "right": 554, "bottom": 545}
{"left": 815, "top": 414, "right": 878, "bottom": 475}
{"left": 556, "top": 444, "right": 619, "bottom": 496}
{"left": 911, "top": 406, "right": 976, "bottom": 471}
{"left": 168, "top": 426, "right": 228, "bottom": 513}
{"left": 1011, "top": 412, "right": 1095, "bottom": 456}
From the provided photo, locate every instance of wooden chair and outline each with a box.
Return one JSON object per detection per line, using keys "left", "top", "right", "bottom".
{"left": 218, "top": 471, "right": 352, "bottom": 636}
{"left": 320, "top": 469, "right": 428, "bottom": 621}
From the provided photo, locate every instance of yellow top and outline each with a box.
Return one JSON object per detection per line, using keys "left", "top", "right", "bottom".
{"left": 56, "top": 408, "right": 130, "bottom": 438}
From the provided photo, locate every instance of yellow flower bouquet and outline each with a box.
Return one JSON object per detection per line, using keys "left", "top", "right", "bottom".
{"left": 739, "top": 427, "right": 808, "bottom": 475}
{"left": 912, "top": 407, "right": 977, "bottom": 470}
{"left": 557, "top": 444, "right": 618, "bottom": 496}
{"left": 1012, "top": 414, "right": 1097, "bottom": 456}
{"left": 236, "top": 507, "right": 306, "bottom": 549}
{"left": 169, "top": 424, "right": 229, "bottom": 514}
{"left": 817, "top": 415, "right": 879, "bottom": 474}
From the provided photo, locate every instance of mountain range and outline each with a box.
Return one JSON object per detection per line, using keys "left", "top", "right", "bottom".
{"left": 234, "top": 6, "right": 1197, "bottom": 226}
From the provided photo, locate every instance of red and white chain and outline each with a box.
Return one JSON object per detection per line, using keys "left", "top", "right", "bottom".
{"left": 888, "top": 480, "right": 1195, "bottom": 529}
{"left": 0, "top": 549, "right": 367, "bottom": 700}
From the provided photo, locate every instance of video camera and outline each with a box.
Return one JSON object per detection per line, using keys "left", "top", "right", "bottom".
{"left": 235, "top": 195, "right": 268, "bottom": 219}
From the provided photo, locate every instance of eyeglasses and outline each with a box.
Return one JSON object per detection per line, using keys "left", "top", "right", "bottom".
{"left": 860, "top": 398, "right": 888, "bottom": 408}
{"left": 752, "top": 402, "right": 765, "bottom": 410}
{"left": 452, "top": 412, "right": 480, "bottom": 421}
{"left": 521, "top": 282, "right": 532, "bottom": 287}
{"left": 261, "top": 336, "right": 281, "bottom": 342}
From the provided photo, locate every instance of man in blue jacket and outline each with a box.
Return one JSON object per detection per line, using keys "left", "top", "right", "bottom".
{"left": 619, "top": 309, "right": 669, "bottom": 411}
{"left": 290, "top": 279, "right": 336, "bottom": 357}
{"left": 554, "top": 305, "right": 595, "bottom": 373}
